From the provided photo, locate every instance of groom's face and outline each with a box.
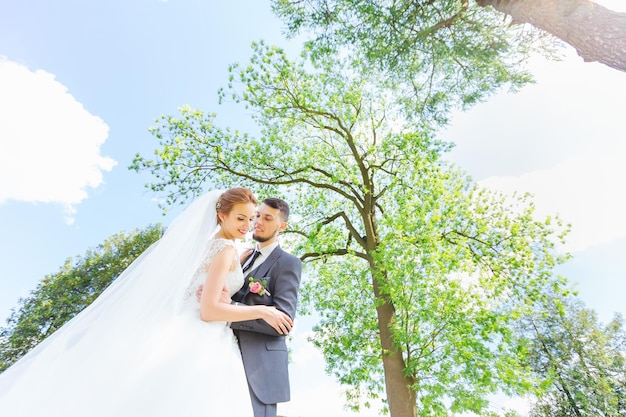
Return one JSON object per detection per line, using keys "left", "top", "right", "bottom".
{"left": 252, "top": 203, "right": 286, "bottom": 244}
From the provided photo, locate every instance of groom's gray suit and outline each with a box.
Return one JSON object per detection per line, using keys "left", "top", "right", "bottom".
{"left": 230, "top": 245, "right": 302, "bottom": 417}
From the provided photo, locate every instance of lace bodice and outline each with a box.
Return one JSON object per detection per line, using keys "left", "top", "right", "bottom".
{"left": 183, "top": 238, "right": 244, "bottom": 305}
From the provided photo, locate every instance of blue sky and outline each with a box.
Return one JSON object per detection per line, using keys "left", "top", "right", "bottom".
{"left": 1, "top": 1, "right": 625, "bottom": 415}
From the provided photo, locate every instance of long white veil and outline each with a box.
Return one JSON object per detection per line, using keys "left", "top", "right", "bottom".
{"left": 0, "top": 190, "right": 223, "bottom": 403}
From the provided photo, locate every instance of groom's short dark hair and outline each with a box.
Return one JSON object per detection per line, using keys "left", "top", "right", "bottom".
{"left": 262, "top": 198, "right": 290, "bottom": 222}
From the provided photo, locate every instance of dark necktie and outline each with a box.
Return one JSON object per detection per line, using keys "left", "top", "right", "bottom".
{"left": 242, "top": 250, "right": 261, "bottom": 273}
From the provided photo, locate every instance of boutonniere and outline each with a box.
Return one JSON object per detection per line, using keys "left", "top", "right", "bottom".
{"left": 248, "top": 277, "right": 271, "bottom": 296}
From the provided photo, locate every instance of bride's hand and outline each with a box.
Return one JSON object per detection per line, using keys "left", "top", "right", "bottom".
{"left": 240, "top": 248, "right": 253, "bottom": 264}
{"left": 261, "top": 307, "right": 293, "bottom": 335}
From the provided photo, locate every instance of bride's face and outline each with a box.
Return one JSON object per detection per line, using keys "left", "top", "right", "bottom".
{"left": 220, "top": 202, "right": 256, "bottom": 239}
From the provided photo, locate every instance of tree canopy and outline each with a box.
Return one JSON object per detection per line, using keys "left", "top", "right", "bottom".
{"left": 272, "top": 0, "right": 626, "bottom": 91}
{"left": 0, "top": 225, "right": 163, "bottom": 372}
{"left": 272, "top": 0, "right": 551, "bottom": 126}
{"left": 519, "top": 295, "right": 626, "bottom": 416}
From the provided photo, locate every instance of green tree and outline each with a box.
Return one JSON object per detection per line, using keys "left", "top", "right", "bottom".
{"left": 0, "top": 225, "right": 163, "bottom": 372}
{"left": 520, "top": 296, "right": 626, "bottom": 416}
{"left": 274, "top": 0, "right": 545, "bottom": 125}
{"left": 272, "top": 0, "right": 626, "bottom": 82}
{"left": 132, "top": 43, "right": 571, "bottom": 417}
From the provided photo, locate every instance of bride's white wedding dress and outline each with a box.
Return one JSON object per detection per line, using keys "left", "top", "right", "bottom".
{"left": 0, "top": 191, "right": 253, "bottom": 416}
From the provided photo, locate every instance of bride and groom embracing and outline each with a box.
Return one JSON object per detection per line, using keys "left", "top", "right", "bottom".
{"left": 0, "top": 187, "right": 302, "bottom": 417}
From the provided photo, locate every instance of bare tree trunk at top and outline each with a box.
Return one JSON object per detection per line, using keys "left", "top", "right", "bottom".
{"left": 477, "top": 0, "right": 626, "bottom": 73}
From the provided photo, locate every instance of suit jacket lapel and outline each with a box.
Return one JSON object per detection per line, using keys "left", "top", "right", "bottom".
{"left": 240, "top": 246, "right": 283, "bottom": 297}
{"left": 250, "top": 247, "right": 281, "bottom": 278}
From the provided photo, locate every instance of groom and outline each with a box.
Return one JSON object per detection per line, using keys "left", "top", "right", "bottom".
{"left": 230, "top": 197, "right": 302, "bottom": 417}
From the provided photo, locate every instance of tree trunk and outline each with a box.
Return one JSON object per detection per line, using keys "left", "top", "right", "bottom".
{"left": 476, "top": 0, "right": 626, "bottom": 73}
{"left": 373, "top": 277, "right": 418, "bottom": 417}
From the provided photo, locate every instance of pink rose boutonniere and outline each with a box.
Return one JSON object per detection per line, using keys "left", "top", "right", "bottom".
{"left": 248, "top": 277, "right": 271, "bottom": 296}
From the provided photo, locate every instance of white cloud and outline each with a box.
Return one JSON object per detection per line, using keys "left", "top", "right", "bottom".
{"left": 0, "top": 57, "right": 116, "bottom": 213}
{"left": 480, "top": 139, "right": 626, "bottom": 253}
{"left": 502, "top": 396, "right": 530, "bottom": 416}
{"left": 443, "top": 41, "right": 626, "bottom": 255}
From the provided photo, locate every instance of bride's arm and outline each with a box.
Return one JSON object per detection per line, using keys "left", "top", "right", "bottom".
{"left": 199, "top": 247, "right": 292, "bottom": 334}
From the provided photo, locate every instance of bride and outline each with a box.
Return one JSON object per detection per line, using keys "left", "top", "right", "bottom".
{"left": 0, "top": 187, "right": 292, "bottom": 416}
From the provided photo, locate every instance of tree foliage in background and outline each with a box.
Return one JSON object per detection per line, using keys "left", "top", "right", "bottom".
{"left": 519, "top": 295, "right": 626, "bottom": 416}
{"left": 0, "top": 225, "right": 163, "bottom": 372}
{"left": 272, "top": 0, "right": 550, "bottom": 126}
{"left": 272, "top": 0, "right": 626, "bottom": 94}
{"left": 132, "top": 43, "right": 572, "bottom": 417}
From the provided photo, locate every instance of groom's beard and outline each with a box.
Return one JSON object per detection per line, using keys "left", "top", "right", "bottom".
{"left": 252, "top": 227, "right": 279, "bottom": 243}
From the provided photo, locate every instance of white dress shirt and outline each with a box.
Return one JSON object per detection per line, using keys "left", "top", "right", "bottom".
{"left": 247, "top": 241, "right": 279, "bottom": 272}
